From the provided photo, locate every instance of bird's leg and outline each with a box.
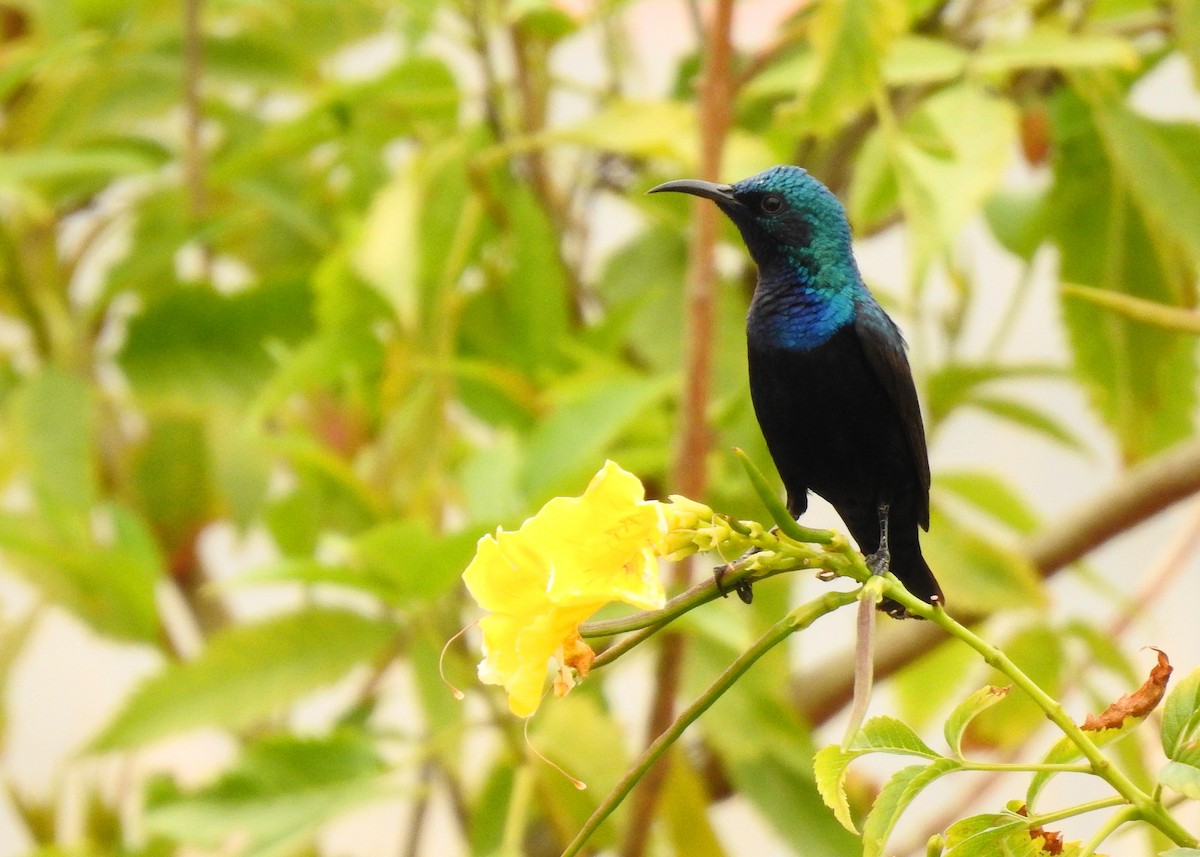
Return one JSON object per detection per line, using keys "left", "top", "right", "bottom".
{"left": 713, "top": 525, "right": 781, "bottom": 604}
{"left": 865, "top": 503, "right": 891, "bottom": 576}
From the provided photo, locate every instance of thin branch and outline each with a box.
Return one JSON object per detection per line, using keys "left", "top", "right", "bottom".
{"left": 561, "top": 591, "right": 857, "bottom": 857}
{"left": 621, "top": 3, "right": 736, "bottom": 852}
{"left": 794, "top": 435, "right": 1200, "bottom": 727}
{"left": 182, "top": 0, "right": 207, "bottom": 225}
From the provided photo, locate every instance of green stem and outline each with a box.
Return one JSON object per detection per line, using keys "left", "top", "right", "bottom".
{"left": 734, "top": 448, "right": 836, "bottom": 544}
{"left": 958, "top": 762, "right": 1092, "bottom": 774}
{"left": 1079, "top": 806, "right": 1138, "bottom": 857}
{"left": 559, "top": 590, "right": 856, "bottom": 857}
{"left": 1024, "top": 795, "right": 1125, "bottom": 828}
{"left": 579, "top": 557, "right": 812, "bottom": 639}
{"left": 884, "top": 581, "right": 1198, "bottom": 848}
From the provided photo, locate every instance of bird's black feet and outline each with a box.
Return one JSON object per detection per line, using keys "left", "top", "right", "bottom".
{"left": 713, "top": 561, "right": 755, "bottom": 604}
{"left": 865, "top": 546, "right": 891, "bottom": 577}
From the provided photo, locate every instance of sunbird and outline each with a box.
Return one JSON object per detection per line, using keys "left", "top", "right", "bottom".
{"left": 650, "top": 165, "right": 941, "bottom": 617}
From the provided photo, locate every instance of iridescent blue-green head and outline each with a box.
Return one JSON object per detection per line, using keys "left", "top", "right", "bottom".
{"left": 649, "top": 164, "right": 858, "bottom": 287}
{"left": 650, "top": 165, "right": 865, "bottom": 348}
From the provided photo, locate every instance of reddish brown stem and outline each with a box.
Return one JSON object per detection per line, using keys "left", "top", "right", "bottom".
{"left": 621, "top": 3, "right": 736, "bottom": 855}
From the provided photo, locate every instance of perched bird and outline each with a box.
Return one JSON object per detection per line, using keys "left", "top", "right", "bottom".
{"left": 650, "top": 165, "right": 941, "bottom": 617}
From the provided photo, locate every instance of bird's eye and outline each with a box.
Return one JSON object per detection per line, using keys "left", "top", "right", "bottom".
{"left": 760, "top": 194, "right": 784, "bottom": 214}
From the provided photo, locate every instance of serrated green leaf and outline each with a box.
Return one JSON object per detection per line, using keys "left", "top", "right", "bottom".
{"left": 1090, "top": 99, "right": 1200, "bottom": 268}
{"left": 1049, "top": 90, "right": 1198, "bottom": 461}
{"left": 850, "top": 716, "right": 941, "bottom": 758}
{"left": 1160, "top": 760, "right": 1200, "bottom": 800}
{"left": 145, "top": 730, "right": 390, "bottom": 857}
{"left": 862, "top": 759, "right": 962, "bottom": 857}
{"left": 1026, "top": 719, "right": 1138, "bottom": 808}
{"left": 814, "top": 745, "right": 862, "bottom": 832}
{"left": 92, "top": 608, "right": 398, "bottom": 751}
{"left": 942, "top": 812, "right": 1034, "bottom": 856}
{"left": 0, "top": 505, "right": 161, "bottom": 643}
{"left": 1163, "top": 666, "right": 1200, "bottom": 759}
{"left": 944, "top": 686, "right": 1011, "bottom": 759}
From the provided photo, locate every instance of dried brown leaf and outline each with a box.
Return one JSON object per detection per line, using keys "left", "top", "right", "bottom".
{"left": 1081, "top": 647, "right": 1172, "bottom": 731}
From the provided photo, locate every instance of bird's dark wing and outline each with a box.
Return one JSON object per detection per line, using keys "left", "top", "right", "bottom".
{"left": 853, "top": 300, "right": 931, "bottom": 528}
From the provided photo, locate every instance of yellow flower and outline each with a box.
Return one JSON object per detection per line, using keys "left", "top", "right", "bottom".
{"left": 462, "top": 461, "right": 669, "bottom": 717}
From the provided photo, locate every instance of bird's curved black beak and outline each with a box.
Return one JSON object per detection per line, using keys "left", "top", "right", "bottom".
{"left": 647, "top": 178, "right": 741, "bottom": 207}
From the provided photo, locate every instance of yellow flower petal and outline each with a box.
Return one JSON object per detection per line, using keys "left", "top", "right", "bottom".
{"left": 462, "top": 461, "right": 671, "bottom": 716}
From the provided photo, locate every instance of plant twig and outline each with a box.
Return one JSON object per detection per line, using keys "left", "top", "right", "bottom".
{"left": 561, "top": 590, "right": 857, "bottom": 857}
{"left": 794, "top": 435, "right": 1200, "bottom": 726}
{"left": 622, "top": 2, "right": 736, "bottom": 853}
{"left": 885, "top": 583, "right": 1198, "bottom": 848}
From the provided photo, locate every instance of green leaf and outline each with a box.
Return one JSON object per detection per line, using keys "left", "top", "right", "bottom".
{"left": 814, "top": 745, "right": 861, "bottom": 832}
{"left": 972, "top": 27, "right": 1139, "bottom": 74}
{"left": 0, "top": 505, "right": 161, "bottom": 643}
{"left": 1161, "top": 849, "right": 1200, "bottom": 857}
{"left": 882, "top": 36, "right": 968, "bottom": 85}
{"left": 120, "top": 281, "right": 315, "bottom": 402}
{"left": 849, "top": 716, "right": 942, "bottom": 758}
{"left": 942, "top": 812, "right": 1035, "bottom": 856}
{"left": 800, "top": 0, "right": 906, "bottom": 132}
{"left": 1089, "top": 97, "right": 1200, "bottom": 268}
{"left": 92, "top": 608, "right": 398, "bottom": 751}
{"left": 145, "top": 730, "right": 390, "bottom": 857}
{"left": 1026, "top": 719, "right": 1139, "bottom": 808}
{"left": 131, "top": 413, "right": 214, "bottom": 555}
{"left": 861, "top": 759, "right": 962, "bottom": 857}
{"left": 926, "top": 363, "right": 1066, "bottom": 426}
{"left": 1162, "top": 666, "right": 1200, "bottom": 759}
{"left": 935, "top": 470, "right": 1041, "bottom": 535}
{"left": 15, "top": 368, "right": 96, "bottom": 525}
{"left": 985, "top": 188, "right": 1049, "bottom": 261}
{"left": 944, "top": 686, "right": 1011, "bottom": 759}
{"left": 1160, "top": 760, "right": 1200, "bottom": 800}
{"left": 244, "top": 521, "right": 479, "bottom": 606}
{"left": 963, "top": 394, "right": 1090, "bottom": 452}
{"left": 890, "top": 84, "right": 1019, "bottom": 274}
{"left": 1048, "top": 90, "right": 1198, "bottom": 461}
{"left": 1177, "top": 0, "right": 1200, "bottom": 79}
{"left": 519, "top": 374, "right": 670, "bottom": 503}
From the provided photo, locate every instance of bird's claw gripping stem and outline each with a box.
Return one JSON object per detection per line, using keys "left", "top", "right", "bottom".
{"left": 714, "top": 548, "right": 758, "bottom": 604}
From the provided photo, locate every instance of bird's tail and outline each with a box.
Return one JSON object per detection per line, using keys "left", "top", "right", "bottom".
{"left": 879, "top": 550, "right": 942, "bottom": 619}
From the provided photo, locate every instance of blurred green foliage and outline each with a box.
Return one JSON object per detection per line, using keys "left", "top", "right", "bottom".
{"left": 1, "top": 0, "right": 1199, "bottom": 855}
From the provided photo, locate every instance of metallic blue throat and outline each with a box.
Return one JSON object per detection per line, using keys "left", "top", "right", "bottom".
{"left": 747, "top": 271, "right": 858, "bottom": 351}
